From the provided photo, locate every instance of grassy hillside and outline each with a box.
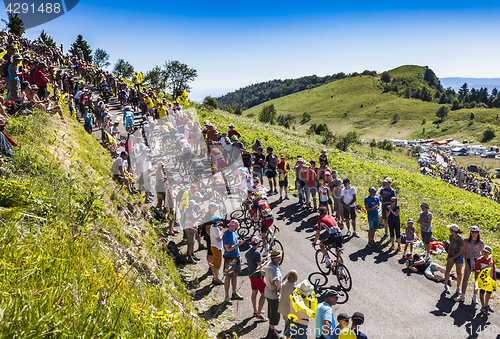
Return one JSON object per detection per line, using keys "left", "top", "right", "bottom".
{"left": 243, "top": 67, "right": 500, "bottom": 145}
{"left": 198, "top": 108, "right": 500, "bottom": 263}
{"left": 0, "top": 111, "right": 207, "bottom": 337}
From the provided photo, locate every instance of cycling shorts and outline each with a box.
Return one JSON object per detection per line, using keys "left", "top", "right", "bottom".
{"left": 321, "top": 234, "right": 343, "bottom": 250}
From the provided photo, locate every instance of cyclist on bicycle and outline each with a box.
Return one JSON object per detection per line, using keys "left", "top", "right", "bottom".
{"left": 252, "top": 191, "right": 274, "bottom": 255}
{"left": 312, "top": 206, "right": 343, "bottom": 267}
{"left": 208, "top": 166, "right": 227, "bottom": 198}
{"left": 123, "top": 106, "right": 135, "bottom": 133}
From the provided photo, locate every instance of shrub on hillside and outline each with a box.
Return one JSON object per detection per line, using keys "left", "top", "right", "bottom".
{"left": 435, "top": 105, "right": 449, "bottom": 121}
{"left": 259, "top": 103, "right": 277, "bottom": 124}
{"left": 482, "top": 126, "right": 496, "bottom": 142}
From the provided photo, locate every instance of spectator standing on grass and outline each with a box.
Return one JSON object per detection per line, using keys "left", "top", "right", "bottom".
{"left": 455, "top": 225, "right": 484, "bottom": 303}
{"left": 223, "top": 220, "right": 245, "bottom": 305}
{"left": 209, "top": 215, "right": 225, "bottom": 286}
{"left": 443, "top": 224, "right": 464, "bottom": 295}
{"left": 266, "top": 147, "right": 279, "bottom": 195}
{"left": 364, "top": 187, "right": 379, "bottom": 248}
{"left": 262, "top": 248, "right": 283, "bottom": 339}
{"left": 277, "top": 154, "right": 290, "bottom": 201}
{"left": 475, "top": 246, "right": 496, "bottom": 315}
{"left": 228, "top": 123, "right": 241, "bottom": 139}
{"left": 245, "top": 237, "right": 269, "bottom": 321}
{"left": 386, "top": 196, "right": 401, "bottom": 252}
{"left": 377, "top": 177, "right": 396, "bottom": 241}
{"left": 319, "top": 148, "right": 329, "bottom": 166}
{"left": 314, "top": 290, "right": 339, "bottom": 339}
{"left": 417, "top": 202, "right": 432, "bottom": 261}
{"left": 340, "top": 178, "right": 357, "bottom": 237}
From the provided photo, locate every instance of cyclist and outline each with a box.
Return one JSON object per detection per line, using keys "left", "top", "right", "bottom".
{"left": 208, "top": 166, "right": 227, "bottom": 198}
{"left": 252, "top": 191, "right": 275, "bottom": 255}
{"left": 123, "top": 106, "right": 135, "bottom": 133}
{"left": 312, "top": 206, "right": 344, "bottom": 267}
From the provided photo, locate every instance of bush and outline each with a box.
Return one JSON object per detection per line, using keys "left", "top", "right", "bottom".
{"left": 377, "top": 139, "right": 394, "bottom": 151}
{"left": 369, "top": 139, "right": 377, "bottom": 148}
{"left": 422, "top": 118, "right": 426, "bottom": 125}
{"left": 482, "top": 126, "right": 496, "bottom": 142}
{"left": 435, "top": 105, "right": 449, "bottom": 121}
{"left": 335, "top": 131, "right": 359, "bottom": 152}
{"left": 301, "top": 112, "right": 312, "bottom": 124}
{"left": 234, "top": 103, "right": 243, "bottom": 115}
{"left": 259, "top": 103, "right": 277, "bottom": 124}
{"left": 391, "top": 113, "right": 400, "bottom": 125}
{"left": 202, "top": 96, "right": 218, "bottom": 110}
{"left": 381, "top": 72, "right": 391, "bottom": 83}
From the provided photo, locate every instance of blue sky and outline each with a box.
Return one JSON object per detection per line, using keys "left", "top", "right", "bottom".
{"left": 2, "top": 1, "right": 500, "bottom": 101}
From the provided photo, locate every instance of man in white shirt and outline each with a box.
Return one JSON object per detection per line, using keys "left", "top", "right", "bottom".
{"left": 340, "top": 178, "right": 358, "bottom": 237}
{"left": 111, "top": 151, "right": 134, "bottom": 193}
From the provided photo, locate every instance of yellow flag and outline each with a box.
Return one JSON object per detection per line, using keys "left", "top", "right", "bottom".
{"left": 0, "top": 50, "right": 7, "bottom": 58}
{"left": 136, "top": 72, "right": 143, "bottom": 84}
{"left": 59, "top": 93, "right": 68, "bottom": 103}
{"left": 290, "top": 288, "right": 318, "bottom": 319}
{"left": 14, "top": 44, "right": 19, "bottom": 53}
{"left": 475, "top": 267, "right": 497, "bottom": 296}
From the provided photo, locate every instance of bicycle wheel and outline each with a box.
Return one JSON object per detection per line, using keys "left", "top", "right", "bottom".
{"left": 269, "top": 239, "right": 284, "bottom": 265}
{"left": 315, "top": 249, "right": 331, "bottom": 275}
{"left": 218, "top": 199, "right": 228, "bottom": 220}
{"left": 241, "top": 218, "right": 253, "bottom": 229}
{"left": 335, "top": 263, "right": 352, "bottom": 292}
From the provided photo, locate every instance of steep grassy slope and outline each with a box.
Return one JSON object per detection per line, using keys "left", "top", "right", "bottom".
{"left": 243, "top": 68, "right": 500, "bottom": 145}
{"left": 0, "top": 111, "right": 207, "bottom": 337}
{"left": 199, "top": 108, "right": 500, "bottom": 263}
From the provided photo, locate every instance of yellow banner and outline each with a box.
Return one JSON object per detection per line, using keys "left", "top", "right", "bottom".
{"left": 475, "top": 267, "right": 497, "bottom": 296}
{"left": 136, "top": 72, "right": 143, "bottom": 84}
{"left": 290, "top": 288, "right": 317, "bottom": 319}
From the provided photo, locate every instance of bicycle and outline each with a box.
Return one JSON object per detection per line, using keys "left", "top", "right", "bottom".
{"left": 250, "top": 223, "right": 283, "bottom": 265}
{"left": 314, "top": 243, "right": 352, "bottom": 292}
{"left": 229, "top": 197, "right": 253, "bottom": 229}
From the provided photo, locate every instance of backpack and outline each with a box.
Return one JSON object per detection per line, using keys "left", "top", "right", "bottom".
{"left": 175, "top": 186, "right": 188, "bottom": 204}
{"left": 269, "top": 153, "right": 278, "bottom": 168}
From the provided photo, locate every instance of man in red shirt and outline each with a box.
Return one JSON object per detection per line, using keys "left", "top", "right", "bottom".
{"left": 33, "top": 63, "right": 50, "bottom": 99}
{"left": 302, "top": 163, "right": 317, "bottom": 210}
{"left": 228, "top": 123, "right": 241, "bottom": 139}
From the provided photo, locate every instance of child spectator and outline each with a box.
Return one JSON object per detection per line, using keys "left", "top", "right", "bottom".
{"left": 403, "top": 218, "right": 415, "bottom": 259}
{"left": 475, "top": 246, "right": 496, "bottom": 314}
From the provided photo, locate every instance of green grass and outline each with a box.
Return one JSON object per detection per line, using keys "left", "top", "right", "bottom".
{"left": 242, "top": 68, "right": 500, "bottom": 145}
{"left": 199, "top": 107, "right": 500, "bottom": 265}
{"left": 0, "top": 109, "right": 207, "bottom": 337}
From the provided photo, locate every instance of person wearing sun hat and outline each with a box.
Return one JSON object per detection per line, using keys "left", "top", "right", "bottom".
{"left": 443, "top": 224, "right": 464, "bottom": 295}
{"left": 284, "top": 279, "right": 315, "bottom": 339}
{"left": 245, "top": 236, "right": 269, "bottom": 321}
{"left": 262, "top": 248, "right": 283, "bottom": 339}
{"left": 455, "top": 225, "right": 484, "bottom": 303}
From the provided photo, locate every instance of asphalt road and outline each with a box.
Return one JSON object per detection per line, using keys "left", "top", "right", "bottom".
{"left": 85, "top": 91, "right": 500, "bottom": 339}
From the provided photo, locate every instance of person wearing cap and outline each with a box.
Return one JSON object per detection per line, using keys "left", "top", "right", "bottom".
{"left": 339, "top": 312, "right": 367, "bottom": 339}
{"left": 276, "top": 155, "right": 290, "bottom": 201}
{"left": 456, "top": 225, "right": 484, "bottom": 303}
{"left": 403, "top": 218, "right": 416, "bottom": 258}
{"left": 265, "top": 146, "right": 279, "bottom": 195}
{"left": 111, "top": 151, "right": 134, "bottom": 193}
{"left": 331, "top": 313, "right": 351, "bottom": 339}
{"left": 417, "top": 202, "right": 433, "bottom": 261}
{"left": 245, "top": 236, "right": 269, "bottom": 321}
{"left": 262, "top": 248, "right": 283, "bottom": 339}
{"left": 228, "top": 123, "right": 241, "bottom": 139}
{"left": 443, "top": 224, "right": 464, "bottom": 295}
{"left": 314, "top": 290, "right": 338, "bottom": 339}
{"left": 340, "top": 178, "right": 357, "bottom": 237}
{"left": 385, "top": 196, "right": 401, "bottom": 252}
{"left": 284, "top": 279, "right": 314, "bottom": 339}
{"left": 364, "top": 187, "right": 380, "bottom": 248}
{"left": 7, "top": 53, "right": 23, "bottom": 101}
{"left": 210, "top": 215, "right": 225, "bottom": 285}
{"left": 328, "top": 170, "right": 343, "bottom": 222}
{"left": 2, "top": 44, "right": 15, "bottom": 97}
{"left": 222, "top": 220, "right": 245, "bottom": 304}
{"left": 26, "top": 83, "right": 65, "bottom": 120}
{"left": 319, "top": 149, "right": 329, "bottom": 166}
{"left": 178, "top": 183, "right": 199, "bottom": 214}
{"left": 475, "top": 245, "right": 496, "bottom": 314}
{"left": 377, "top": 177, "right": 396, "bottom": 240}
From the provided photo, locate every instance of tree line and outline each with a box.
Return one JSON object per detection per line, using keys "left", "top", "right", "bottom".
{"left": 216, "top": 70, "right": 377, "bottom": 111}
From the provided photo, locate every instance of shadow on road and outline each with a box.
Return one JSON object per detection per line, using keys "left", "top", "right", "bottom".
{"left": 307, "top": 272, "right": 349, "bottom": 305}
{"left": 199, "top": 299, "right": 230, "bottom": 320}
{"left": 217, "top": 316, "right": 262, "bottom": 339}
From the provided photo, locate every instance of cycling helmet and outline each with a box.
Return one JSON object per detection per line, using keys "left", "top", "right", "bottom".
{"left": 253, "top": 177, "right": 260, "bottom": 184}
{"left": 253, "top": 191, "right": 263, "bottom": 199}
{"left": 319, "top": 206, "right": 328, "bottom": 215}
{"left": 211, "top": 166, "right": 217, "bottom": 172}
